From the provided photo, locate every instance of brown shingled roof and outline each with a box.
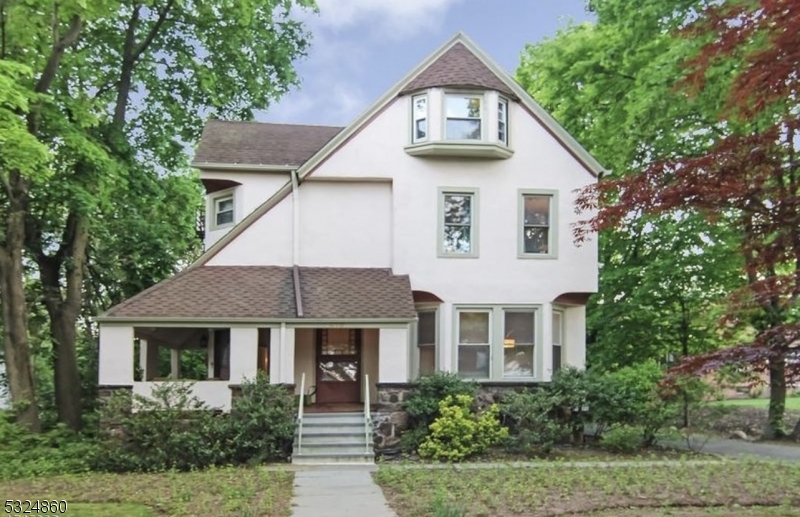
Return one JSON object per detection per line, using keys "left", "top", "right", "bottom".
{"left": 102, "top": 266, "right": 415, "bottom": 321}
{"left": 193, "top": 120, "right": 343, "bottom": 167}
{"left": 400, "top": 42, "right": 516, "bottom": 97}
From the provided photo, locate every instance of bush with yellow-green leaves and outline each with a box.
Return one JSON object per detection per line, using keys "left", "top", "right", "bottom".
{"left": 418, "top": 395, "right": 509, "bottom": 462}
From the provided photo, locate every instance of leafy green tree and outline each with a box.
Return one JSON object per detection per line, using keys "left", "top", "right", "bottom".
{"left": 1, "top": 0, "right": 315, "bottom": 430}
{"left": 516, "top": 0, "right": 744, "bottom": 373}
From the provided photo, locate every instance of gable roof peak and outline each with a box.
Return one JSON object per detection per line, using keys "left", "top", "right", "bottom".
{"left": 399, "top": 35, "right": 516, "bottom": 97}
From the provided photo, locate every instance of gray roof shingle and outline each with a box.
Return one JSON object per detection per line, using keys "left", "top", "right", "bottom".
{"left": 400, "top": 42, "right": 516, "bottom": 97}
{"left": 102, "top": 266, "right": 415, "bottom": 321}
{"left": 193, "top": 120, "right": 343, "bottom": 167}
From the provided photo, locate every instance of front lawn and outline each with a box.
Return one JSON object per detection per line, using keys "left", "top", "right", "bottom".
{"left": 0, "top": 468, "right": 293, "bottom": 517}
{"left": 712, "top": 397, "right": 800, "bottom": 409}
{"left": 375, "top": 461, "right": 800, "bottom": 516}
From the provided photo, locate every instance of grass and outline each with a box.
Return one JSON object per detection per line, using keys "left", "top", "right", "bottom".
{"left": 375, "top": 460, "right": 800, "bottom": 517}
{"left": 0, "top": 468, "right": 293, "bottom": 517}
{"left": 712, "top": 397, "right": 800, "bottom": 409}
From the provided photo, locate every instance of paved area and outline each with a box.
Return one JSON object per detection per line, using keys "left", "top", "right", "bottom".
{"left": 290, "top": 465, "right": 397, "bottom": 517}
{"left": 674, "top": 436, "right": 800, "bottom": 462}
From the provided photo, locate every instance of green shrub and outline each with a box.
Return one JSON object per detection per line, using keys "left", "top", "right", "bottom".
{"left": 500, "top": 390, "right": 566, "bottom": 455}
{"left": 95, "top": 375, "right": 297, "bottom": 472}
{"left": 0, "top": 412, "right": 98, "bottom": 480}
{"left": 431, "top": 497, "right": 466, "bottom": 517}
{"left": 589, "top": 361, "right": 679, "bottom": 446}
{"left": 228, "top": 372, "right": 297, "bottom": 464}
{"left": 418, "top": 395, "right": 508, "bottom": 462}
{"left": 599, "top": 425, "right": 644, "bottom": 453}
{"left": 402, "top": 373, "right": 476, "bottom": 452}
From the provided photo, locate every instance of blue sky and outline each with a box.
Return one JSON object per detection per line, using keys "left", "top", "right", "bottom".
{"left": 263, "top": 0, "right": 592, "bottom": 127}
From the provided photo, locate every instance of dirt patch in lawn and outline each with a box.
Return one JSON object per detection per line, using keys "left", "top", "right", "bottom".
{"left": 0, "top": 468, "right": 293, "bottom": 517}
{"left": 375, "top": 461, "right": 800, "bottom": 517}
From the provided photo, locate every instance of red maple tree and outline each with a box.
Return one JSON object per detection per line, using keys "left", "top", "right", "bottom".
{"left": 576, "top": 0, "right": 800, "bottom": 438}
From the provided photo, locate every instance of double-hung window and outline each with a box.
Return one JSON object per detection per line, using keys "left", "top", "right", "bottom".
{"left": 503, "top": 310, "right": 535, "bottom": 377}
{"left": 214, "top": 195, "right": 234, "bottom": 228}
{"left": 440, "top": 189, "right": 478, "bottom": 256}
{"left": 552, "top": 310, "right": 564, "bottom": 374}
{"left": 445, "top": 94, "right": 482, "bottom": 140}
{"left": 498, "top": 97, "right": 508, "bottom": 144}
{"left": 412, "top": 94, "right": 428, "bottom": 143}
{"left": 520, "top": 191, "right": 556, "bottom": 257}
{"left": 416, "top": 310, "right": 437, "bottom": 376}
{"left": 457, "top": 311, "right": 491, "bottom": 379}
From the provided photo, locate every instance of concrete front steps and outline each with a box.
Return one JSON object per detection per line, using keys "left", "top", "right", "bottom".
{"left": 292, "top": 412, "right": 375, "bottom": 465}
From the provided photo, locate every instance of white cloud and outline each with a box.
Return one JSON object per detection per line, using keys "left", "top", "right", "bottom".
{"left": 309, "top": 0, "right": 463, "bottom": 37}
{"left": 264, "top": 0, "right": 463, "bottom": 124}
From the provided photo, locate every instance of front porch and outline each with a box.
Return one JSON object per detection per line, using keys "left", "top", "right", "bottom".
{"left": 97, "top": 324, "right": 411, "bottom": 412}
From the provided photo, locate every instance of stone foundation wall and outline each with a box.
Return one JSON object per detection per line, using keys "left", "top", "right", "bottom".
{"left": 372, "top": 382, "right": 542, "bottom": 454}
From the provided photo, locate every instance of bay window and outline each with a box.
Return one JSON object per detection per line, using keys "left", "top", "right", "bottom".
{"left": 457, "top": 311, "right": 491, "bottom": 379}
{"left": 552, "top": 310, "right": 564, "bottom": 374}
{"left": 412, "top": 94, "right": 428, "bottom": 143}
{"left": 498, "top": 97, "right": 508, "bottom": 144}
{"left": 416, "top": 310, "right": 437, "bottom": 376}
{"left": 445, "top": 94, "right": 482, "bottom": 140}
{"left": 503, "top": 310, "right": 535, "bottom": 378}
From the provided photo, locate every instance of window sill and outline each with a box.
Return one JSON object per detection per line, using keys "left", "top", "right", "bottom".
{"left": 517, "top": 252, "right": 558, "bottom": 260}
{"left": 405, "top": 141, "right": 514, "bottom": 159}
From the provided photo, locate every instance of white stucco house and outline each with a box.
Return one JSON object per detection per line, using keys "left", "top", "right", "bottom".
{"left": 96, "top": 33, "right": 600, "bottom": 421}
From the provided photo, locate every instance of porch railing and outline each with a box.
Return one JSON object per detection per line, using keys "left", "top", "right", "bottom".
{"left": 364, "top": 374, "right": 372, "bottom": 454}
{"left": 297, "top": 372, "right": 306, "bottom": 455}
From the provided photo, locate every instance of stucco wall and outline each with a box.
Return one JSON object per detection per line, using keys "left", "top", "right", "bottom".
{"left": 362, "top": 329, "right": 379, "bottom": 404}
{"left": 298, "top": 181, "right": 392, "bottom": 268}
{"left": 202, "top": 172, "right": 289, "bottom": 249}
{"left": 207, "top": 195, "right": 294, "bottom": 266}
{"left": 294, "top": 328, "right": 315, "bottom": 397}
{"left": 132, "top": 381, "right": 232, "bottom": 411}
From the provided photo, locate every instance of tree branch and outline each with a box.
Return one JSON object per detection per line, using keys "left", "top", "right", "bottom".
{"left": 35, "top": 14, "right": 82, "bottom": 94}
{"left": 131, "top": 0, "right": 176, "bottom": 62}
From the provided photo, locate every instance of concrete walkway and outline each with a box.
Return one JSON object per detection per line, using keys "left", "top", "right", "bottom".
{"left": 290, "top": 465, "right": 397, "bottom": 517}
{"left": 674, "top": 436, "right": 800, "bottom": 462}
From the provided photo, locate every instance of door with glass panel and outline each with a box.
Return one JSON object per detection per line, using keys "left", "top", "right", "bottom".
{"left": 315, "top": 329, "right": 362, "bottom": 404}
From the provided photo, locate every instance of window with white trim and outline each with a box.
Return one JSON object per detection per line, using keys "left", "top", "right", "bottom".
{"left": 521, "top": 193, "right": 553, "bottom": 255}
{"left": 214, "top": 194, "right": 234, "bottom": 228}
{"left": 503, "top": 310, "right": 535, "bottom": 377}
{"left": 457, "top": 311, "right": 491, "bottom": 379}
{"left": 552, "top": 310, "right": 564, "bottom": 374}
{"left": 498, "top": 97, "right": 508, "bottom": 144}
{"left": 445, "top": 94, "right": 482, "bottom": 140}
{"left": 412, "top": 94, "right": 428, "bottom": 143}
{"left": 416, "top": 310, "right": 436, "bottom": 376}
{"left": 441, "top": 191, "right": 476, "bottom": 255}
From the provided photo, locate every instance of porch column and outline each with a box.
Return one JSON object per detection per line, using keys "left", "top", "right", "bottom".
{"left": 98, "top": 325, "right": 134, "bottom": 385}
{"left": 281, "top": 325, "right": 296, "bottom": 385}
{"left": 170, "top": 349, "right": 181, "bottom": 379}
{"left": 540, "top": 303, "right": 554, "bottom": 382}
{"left": 229, "top": 327, "right": 258, "bottom": 384}
{"left": 379, "top": 327, "right": 410, "bottom": 383}
{"left": 563, "top": 306, "right": 587, "bottom": 370}
{"left": 138, "top": 339, "right": 147, "bottom": 381}
{"left": 269, "top": 328, "right": 281, "bottom": 383}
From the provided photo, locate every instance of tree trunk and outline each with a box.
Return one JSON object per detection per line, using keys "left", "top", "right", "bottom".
{"left": 762, "top": 354, "right": 787, "bottom": 440}
{"left": 37, "top": 213, "right": 89, "bottom": 431}
{"left": 0, "top": 184, "right": 40, "bottom": 430}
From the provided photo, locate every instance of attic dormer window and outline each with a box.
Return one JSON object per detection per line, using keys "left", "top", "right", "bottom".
{"left": 412, "top": 94, "right": 428, "bottom": 143}
{"left": 445, "top": 94, "right": 482, "bottom": 140}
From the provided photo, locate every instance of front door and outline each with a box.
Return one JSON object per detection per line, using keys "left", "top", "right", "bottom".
{"left": 315, "top": 328, "right": 362, "bottom": 404}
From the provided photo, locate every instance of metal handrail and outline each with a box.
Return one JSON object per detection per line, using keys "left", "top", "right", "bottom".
{"left": 364, "top": 374, "right": 371, "bottom": 453}
{"left": 297, "top": 372, "right": 306, "bottom": 455}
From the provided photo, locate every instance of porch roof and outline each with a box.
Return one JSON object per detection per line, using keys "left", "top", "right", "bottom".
{"left": 100, "top": 266, "right": 416, "bottom": 322}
